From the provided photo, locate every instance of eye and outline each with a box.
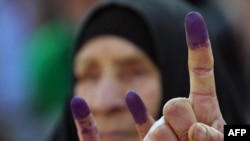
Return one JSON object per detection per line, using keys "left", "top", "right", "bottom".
{"left": 131, "top": 67, "right": 148, "bottom": 76}
{"left": 119, "top": 65, "right": 149, "bottom": 82}
{"left": 82, "top": 72, "right": 99, "bottom": 81}
{"left": 80, "top": 68, "right": 100, "bottom": 83}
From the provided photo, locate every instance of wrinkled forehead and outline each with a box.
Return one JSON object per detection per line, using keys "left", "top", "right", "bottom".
{"left": 74, "top": 35, "right": 153, "bottom": 69}
{"left": 76, "top": 35, "right": 140, "bottom": 58}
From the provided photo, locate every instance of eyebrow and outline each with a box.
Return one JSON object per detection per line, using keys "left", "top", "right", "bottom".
{"left": 114, "top": 55, "right": 145, "bottom": 67}
{"left": 75, "top": 57, "right": 98, "bottom": 73}
{"left": 75, "top": 54, "right": 147, "bottom": 72}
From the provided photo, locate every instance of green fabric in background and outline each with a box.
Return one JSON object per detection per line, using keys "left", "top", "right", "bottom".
{"left": 26, "top": 19, "right": 72, "bottom": 115}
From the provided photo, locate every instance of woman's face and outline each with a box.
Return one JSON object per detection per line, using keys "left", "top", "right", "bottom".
{"left": 74, "top": 35, "right": 162, "bottom": 141}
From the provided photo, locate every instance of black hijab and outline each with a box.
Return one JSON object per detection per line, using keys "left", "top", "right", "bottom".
{"left": 51, "top": 0, "right": 247, "bottom": 140}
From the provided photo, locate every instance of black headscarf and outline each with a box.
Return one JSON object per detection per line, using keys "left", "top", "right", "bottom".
{"left": 51, "top": 0, "right": 247, "bottom": 140}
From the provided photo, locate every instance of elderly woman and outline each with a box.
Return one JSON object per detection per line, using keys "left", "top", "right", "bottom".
{"left": 51, "top": 0, "right": 248, "bottom": 141}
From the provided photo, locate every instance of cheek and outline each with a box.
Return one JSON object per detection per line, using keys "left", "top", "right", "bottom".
{"left": 74, "top": 83, "right": 94, "bottom": 102}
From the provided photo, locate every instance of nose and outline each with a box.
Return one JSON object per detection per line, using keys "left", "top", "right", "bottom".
{"left": 91, "top": 74, "right": 126, "bottom": 115}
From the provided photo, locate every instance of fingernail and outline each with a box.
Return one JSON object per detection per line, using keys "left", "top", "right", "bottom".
{"left": 71, "top": 97, "right": 90, "bottom": 119}
{"left": 125, "top": 90, "right": 147, "bottom": 124}
{"left": 185, "top": 11, "right": 209, "bottom": 49}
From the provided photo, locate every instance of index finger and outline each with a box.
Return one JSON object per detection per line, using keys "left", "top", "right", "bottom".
{"left": 71, "top": 97, "right": 100, "bottom": 141}
{"left": 185, "top": 12, "right": 216, "bottom": 98}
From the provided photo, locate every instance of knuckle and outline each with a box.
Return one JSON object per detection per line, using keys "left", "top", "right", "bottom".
{"left": 163, "top": 98, "right": 189, "bottom": 117}
{"left": 190, "top": 68, "right": 213, "bottom": 76}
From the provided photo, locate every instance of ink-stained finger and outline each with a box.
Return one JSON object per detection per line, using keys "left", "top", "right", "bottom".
{"left": 185, "top": 12, "right": 216, "bottom": 97}
{"left": 125, "top": 90, "right": 154, "bottom": 140}
{"left": 71, "top": 97, "right": 100, "bottom": 141}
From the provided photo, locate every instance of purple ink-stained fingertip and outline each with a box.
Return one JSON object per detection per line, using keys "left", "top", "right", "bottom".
{"left": 185, "top": 11, "right": 209, "bottom": 49}
{"left": 71, "top": 97, "right": 90, "bottom": 119}
{"left": 125, "top": 90, "right": 147, "bottom": 125}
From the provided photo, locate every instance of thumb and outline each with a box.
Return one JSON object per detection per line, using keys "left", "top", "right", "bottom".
{"left": 188, "top": 122, "right": 224, "bottom": 141}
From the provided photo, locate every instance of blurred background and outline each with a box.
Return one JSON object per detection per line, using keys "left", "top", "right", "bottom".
{"left": 0, "top": 0, "right": 249, "bottom": 141}
{"left": 0, "top": 0, "right": 97, "bottom": 141}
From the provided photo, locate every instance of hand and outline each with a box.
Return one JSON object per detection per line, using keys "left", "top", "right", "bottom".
{"left": 69, "top": 11, "right": 226, "bottom": 141}
{"left": 126, "top": 12, "right": 225, "bottom": 141}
